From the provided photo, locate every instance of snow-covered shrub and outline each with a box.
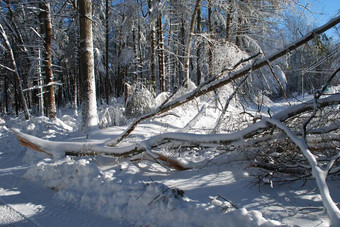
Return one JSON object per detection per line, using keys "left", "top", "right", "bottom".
{"left": 125, "top": 87, "right": 155, "bottom": 119}
{"left": 155, "top": 92, "right": 170, "bottom": 107}
{"left": 98, "top": 104, "right": 127, "bottom": 128}
{"left": 213, "top": 41, "right": 250, "bottom": 75}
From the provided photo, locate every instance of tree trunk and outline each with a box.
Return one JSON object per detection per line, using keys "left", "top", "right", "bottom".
{"left": 148, "top": 0, "right": 157, "bottom": 92}
{"left": 38, "top": 48, "right": 45, "bottom": 116}
{"left": 105, "top": 0, "right": 110, "bottom": 104}
{"left": 225, "top": 0, "right": 232, "bottom": 41}
{"left": 0, "top": 23, "right": 30, "bottom": 120}
{"left": 39, "top": 2, "right": 56, "bottom": 119}
{"left": 157, "top": 0, "right": 165, "bottom": 92}
{"left": 79, "top": 0, "right": 98, "bottom": 131}
{"left": 196, "top": 2, "right": 202, "bottom": 85}
{"left": 208, "top": 0, "right": 213, "bottom": 78}
{"left": 183, "top": 0, "right": 202, "bottom": 87}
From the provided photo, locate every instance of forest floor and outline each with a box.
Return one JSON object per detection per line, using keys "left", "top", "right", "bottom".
{"left": 0, "top": 91, "right": 339, "bottom": 226}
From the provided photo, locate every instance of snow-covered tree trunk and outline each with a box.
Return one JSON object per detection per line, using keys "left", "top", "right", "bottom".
{"left": 79, "top": 0, "right": 99, "bottom": 131}
{"left": 39, "top": 2, "right": 56, "bottom": 119}
{"left": 38, "top": 48, "right": 44, "bottom": 117}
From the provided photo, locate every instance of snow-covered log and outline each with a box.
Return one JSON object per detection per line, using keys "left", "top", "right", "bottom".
{"left": 13, "top": 94, "right": 339, "bottom": 170}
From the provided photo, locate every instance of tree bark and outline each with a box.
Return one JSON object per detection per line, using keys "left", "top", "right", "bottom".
{"left": 196, "top": 2, "right": 202, "bottom": 85}
{"left": 79, "top": 0, "right": 98, "bottom": 131}
{"left": 39, "top": 2, "right": 56, "bottom": 119}
{"left": 105, "top": 0, "right": 110, "bottom": 104}
{"left": 208, "top": 0, "right": 213, "bottom": 78}
{"left": 183, "top": 0, "right": 202, "bottom": 87}
{"left": 148, "top": 0, "right": 157, "bottom": 92}
{"left": 225, "top": 0, "right": 232, "bottom": 41}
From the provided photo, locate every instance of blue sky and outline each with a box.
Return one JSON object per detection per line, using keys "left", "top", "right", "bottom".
{"left": 303, "top": 0, "right": 340, "bottom": 39}
{"left": 309, "top": 0, "right": 340, "bottom": 24}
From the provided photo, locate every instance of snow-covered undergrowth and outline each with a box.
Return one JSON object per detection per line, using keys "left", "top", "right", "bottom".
{"left": 24, "top": 156, "right": 282, "bottom": 227}
{"left": 98, "top": 100, "right": 127, "bottom": 128}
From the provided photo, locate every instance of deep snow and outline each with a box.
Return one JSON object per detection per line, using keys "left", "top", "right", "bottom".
{"left": 0, "top": 90, "right": 339, "bottom": 226}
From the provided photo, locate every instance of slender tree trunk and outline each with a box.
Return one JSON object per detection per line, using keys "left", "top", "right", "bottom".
{"left": 138, "top": 24, "right": 144, "bottom": 86}
{"left": 79, "top": 0, "right": 98, "bottom": 131}
{"left": 148, "top": 0, "right": 157, "bottom": 92}
{"left": 225, "top": 0, "right": 232, "bottom": 41}
{"left": 105, "top": 0, "right": 110, "bottom": 104}
{"left": 0, "top": 24, "right": 30, "bottom": 120}
{"left": 196, "top": 3, "right": 202, "bottom": 85}
{"left": 38, "top": 48, "right": 45, "bottom": 116}
{"left": 40, "top": 2, "right": 56, "bottom": 119}
{"left": 4, "top": 76, "right": 8, "bottom": 113}
{"left": 157, "top": 0, "right": 165, "bottom": 92}
{"left": 208, "top": 0, "right": 213, "bottom": 78}
{"left": 183, "top": 0, "right": 202, "bottom": 87}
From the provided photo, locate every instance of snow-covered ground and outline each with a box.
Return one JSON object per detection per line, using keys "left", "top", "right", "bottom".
{"left": 0, "top": 92, "right": 338, "bottom": 226}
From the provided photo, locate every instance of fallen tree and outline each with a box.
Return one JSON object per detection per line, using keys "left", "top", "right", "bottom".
{"left": 12, "top": 16, "right": 340, "bottom": 224}
{"left": 106, "top": 16, "right": 340, "bottom": 146}
{"left": 13, "top": 93, "right": 340, "bottom": 166}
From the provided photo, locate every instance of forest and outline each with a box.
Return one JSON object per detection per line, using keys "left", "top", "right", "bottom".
{"left": 0, "top": 0, "right": 340, "bottom": 226}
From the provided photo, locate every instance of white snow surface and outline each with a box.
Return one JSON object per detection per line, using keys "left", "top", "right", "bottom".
{"left": 1, "top": 89, "right": 339, "bottom": 226}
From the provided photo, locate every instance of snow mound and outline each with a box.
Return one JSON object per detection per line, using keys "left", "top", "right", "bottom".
{"left": 24, "top": 157, "right": 284, "bottom": 226}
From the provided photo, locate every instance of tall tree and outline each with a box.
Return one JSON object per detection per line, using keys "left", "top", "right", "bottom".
{"left": 148, "top": 0, "right": 157, "bottom": 92}
{"left": 157, "top": 0, "right": 165, "bottom": 92}
{"left": 183, "top": 0, "right": 202, "bottom": 87}
{"left": 79, "top": 0, "right": 98, "bottom": 130}
{"left": 39, "top": 2, "right": 56, "bottom": 119}
{"left": 105, "top": 0, "right": 110, "bottom": 104}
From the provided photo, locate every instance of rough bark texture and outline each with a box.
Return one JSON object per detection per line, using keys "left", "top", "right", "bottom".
{"left": 79, "top": 0, "right": 98, "bottom": 130}
{"left": 40, "top": 2, "right": 56, "bottom": 119}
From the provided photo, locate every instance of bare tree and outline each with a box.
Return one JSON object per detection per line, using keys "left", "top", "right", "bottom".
{"left": 79, "top": 0, "right": 98, "bottom": 131}
{"left": 39, "top": 2, "right": 56, "bottom": 119}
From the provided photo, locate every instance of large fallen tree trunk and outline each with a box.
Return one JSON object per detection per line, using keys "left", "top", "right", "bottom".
{"left": 13, "top": 94, "right": 340, "bottom": 170}
{"left": 106, "top": 16, "right": 340, "bottom": 146}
